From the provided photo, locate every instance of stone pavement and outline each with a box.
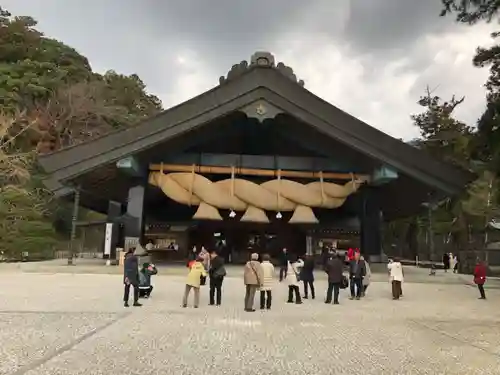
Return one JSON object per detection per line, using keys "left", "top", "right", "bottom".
{"left": 0, "top": 272, "right": 499, "bottom": 375}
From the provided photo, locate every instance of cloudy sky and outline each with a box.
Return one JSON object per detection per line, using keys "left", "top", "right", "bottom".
{"left": 3, "top": 0, "right": 497, "bottom": 139}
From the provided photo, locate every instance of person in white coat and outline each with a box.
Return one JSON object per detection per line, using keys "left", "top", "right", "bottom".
{"left": 259, "top": 254, "right": 275, "bottom": 310}
{"left": 450, "top": 253, "right": 458, "bottom": 273}
{"left": 361, "top": 256, "right": 371, "bottom": 296}
{"left": 286, "top": 255, "right": 304, "bottom": 304}
{"left": 388, "top": 258, "right": 404, "bottom": 300}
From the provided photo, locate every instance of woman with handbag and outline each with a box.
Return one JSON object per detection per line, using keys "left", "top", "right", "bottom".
{"left": 324, "top": 253, "right": 345, "bottom": 305}
{"left": 182, "top": 256, "right": 207, "bottom": 308}
{"left": 286, "top": 255, "right": 304, "bottom": 304}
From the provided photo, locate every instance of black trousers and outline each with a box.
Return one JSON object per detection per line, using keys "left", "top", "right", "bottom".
{"left": 392, "top": 280, "right": 402, "bottom": 299}
{"left": 209, "top": 277, "right": 224, "bottom": 305}
{"left": 139, "top": 286, "right": 153, "bottom": 298}
{"left": 260, "top": 290, "right": 272, "bottom": 309}
{"left": 478, "top": 284, "right": 486, "bottom": 299}
{"left": 303, "top": 280, "right": 315, "bottom": 298}
{"left": 350, "top": 277, "right": 363, "bottom": 298}
{"left": 124, "top": 284, "right": 139, "bottom": 303}
{"left": 279, "top": 266, "right": 287, "bottom": 281}
{"left": 287, "top": 285, "right": 302, "bottom": 303}
{"left": 326, "top": 282, "right": 340, "bottom": 303}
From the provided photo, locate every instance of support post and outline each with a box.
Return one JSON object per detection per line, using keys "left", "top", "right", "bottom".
{"left": 427, "top": 203, "right": 435, "bottom": 261}
{"left": 105, "top": 201, "right": 122, "bottom": 264}
{"left": 124, "top": 182, "right": 146, "bottom": 252}
{"left": 68, "top": 187, "right": 81, "bottom": 266}
{"left": 359, "top": 188, "right": 382, "bottom": 262}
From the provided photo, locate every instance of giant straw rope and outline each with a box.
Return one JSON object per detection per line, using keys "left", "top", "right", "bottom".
{"left": 148, "top": 171, "right": 361, "bottom": 223}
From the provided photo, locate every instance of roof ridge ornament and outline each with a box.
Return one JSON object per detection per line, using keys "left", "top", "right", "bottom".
{"left": 219, "top": 51, "right": 305, "bottom": 87}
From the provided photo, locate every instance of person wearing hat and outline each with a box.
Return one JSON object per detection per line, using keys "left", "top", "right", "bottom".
{"left": 138, "top": 262, "right": 158, "bottom": 298}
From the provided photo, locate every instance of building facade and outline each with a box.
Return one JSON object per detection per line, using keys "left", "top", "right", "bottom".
{"left": 39, "top": 52, "right": 473, "bottom": 263}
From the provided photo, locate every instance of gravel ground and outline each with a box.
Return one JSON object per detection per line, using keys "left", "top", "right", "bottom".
{"left": 0, "top": 272, "right": 499, "bottom": 375}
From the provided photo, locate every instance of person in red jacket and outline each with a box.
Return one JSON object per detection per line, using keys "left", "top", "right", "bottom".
{"left": 473, "top": 258, "right": 487, "bottom": 300}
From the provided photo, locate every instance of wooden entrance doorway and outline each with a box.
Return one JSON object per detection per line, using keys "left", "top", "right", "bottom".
{"left": 188, "top": 221, "right": 307, "bottom": 264}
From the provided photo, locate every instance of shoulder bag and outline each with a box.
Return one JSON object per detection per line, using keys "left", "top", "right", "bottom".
{"left": 214, "top": 264, "right": 227, "bottom": 278}
{"left": 292, "top": 263, "right": 301, "bottom": 282}
{"left": 340, "top": 275, "right": 349, "bottom": 289}
{"left": 200, "top": 274, "right": 207, "bottom": 286}
{"left": 249, "top": 262, "right": 261, "bottom": 285}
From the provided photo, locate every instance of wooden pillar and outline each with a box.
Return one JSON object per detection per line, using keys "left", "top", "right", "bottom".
{"left": 68, "top": 187, "right": 81, "bottom": 266}
{"left": 124, "top": 181, "right": 146, "bottom": 251}
{"left": 359, "top": 188, "right": 382, "bottom": 261}
{"left": 105, "top": 201, "right": 122, "bottom": 263}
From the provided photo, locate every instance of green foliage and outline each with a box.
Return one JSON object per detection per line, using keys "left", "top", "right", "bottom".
{"left": 0, "top": 185, "right": 56, "bottom": 259}
{"left": 100, "top": 71, "right": 163, "bottom": 123}
{"left": 0, "top": 6, "right": 161, "bottom": 131}
{"left": 391, "top": 92, "right": 484, "bottom": 254}
{"left": 463, "top": 170, "right": 499, "bottom": 218}
{"left": 469, "top": 37, "right": 500, "bottom": 174}
{"left": 0, "top": 7, "right": 163, "bottom": 260}
{"left": 411, "top": 89, "right": 473, "bottom": 168}
{"left": 440, "top": 0, "right": 500, "bottom": 24}
{"left": 0, "top": 7, "right": 93, "bottom": 112}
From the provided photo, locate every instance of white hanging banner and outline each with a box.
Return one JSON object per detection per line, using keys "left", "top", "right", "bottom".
{"left": 306, "top": 236, "right": 313, "bottom": 255}
{"left": 489, "top": 219, "right": 500, "bottom": 230}
{"left": 104, "top": 223, "right": 113, "bottom": 256}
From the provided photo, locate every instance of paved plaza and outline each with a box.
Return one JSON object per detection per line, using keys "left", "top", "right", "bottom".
{"left": 0, "top": 267, "right": 499, "bottom": 375}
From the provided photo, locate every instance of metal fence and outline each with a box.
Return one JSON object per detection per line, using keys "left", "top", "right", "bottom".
{"left": 457, "top": 249, "right": 500, "bottom": 276}
{"left": 55, "top": 221, "right": 106, "bottom": 260}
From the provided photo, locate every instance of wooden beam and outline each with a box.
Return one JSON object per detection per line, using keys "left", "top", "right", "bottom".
{"left": 149, "top": 163, "right": 370, "bottom": 181}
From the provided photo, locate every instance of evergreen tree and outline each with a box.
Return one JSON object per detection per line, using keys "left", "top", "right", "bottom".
{"left": 440, "top": 0, "right": 500, "bottom": 23}
{"left": 0, "top": 7, "right": 163, "bottom": 259}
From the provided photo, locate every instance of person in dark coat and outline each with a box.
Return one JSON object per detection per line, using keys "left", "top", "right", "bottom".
{"left": 473, "top": 258, "right": 487, "bottom": 300}
{"left": 321, "top": 246, "right": 329, "bottom": 268}
{"left": 138, "top": 262, "right": 158, "bottom": 298}
{"left": 300, "top": 254, "right": 315, "bottom": 299}
{"left": 189, "top": 246, "right": 198, "bottom": 260}
{"left": 123, "top": 248, "right": 141, "bottom": 307}
{"left": 208, "top": 250, "right": 226, "bottom": 306}
{"left": 442, "top": 253, "right": 450, "bottom": 272}
{"left": 279, "top": 248, "right": 289, "bottom": 282}
{"left": 324, "top": 254, "right": 344, "bottom": 304}
{"left": 349, "top": 252, "right": 366, "bottom": 300}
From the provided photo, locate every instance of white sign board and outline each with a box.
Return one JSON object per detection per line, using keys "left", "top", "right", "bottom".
{"left": 104, "top": 223, "right": 113, "bottom": 256}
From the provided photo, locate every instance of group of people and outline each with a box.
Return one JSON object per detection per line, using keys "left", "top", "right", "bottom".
{"left": 122, "top": 247, "right": 158, "bottom": 307}
{"left": 123, "top": 245, "right": 489, "bottom": 309}
{"left": 442, "top": 252, "right": 459, "bottom": 273}
{"left": 183, "top": 248, "right": 227, "bottom": 308}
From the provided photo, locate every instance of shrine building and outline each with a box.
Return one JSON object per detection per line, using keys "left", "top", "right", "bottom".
{"left": 39, "top": 52, "right": 473, "bottom": 263}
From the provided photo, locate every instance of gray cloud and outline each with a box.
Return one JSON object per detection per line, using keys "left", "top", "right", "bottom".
{"left": 1, "top": 0, "right": 494, "bottom": 139}
{"left": 344, "top": 0, "right": 454, "bottom": 53}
